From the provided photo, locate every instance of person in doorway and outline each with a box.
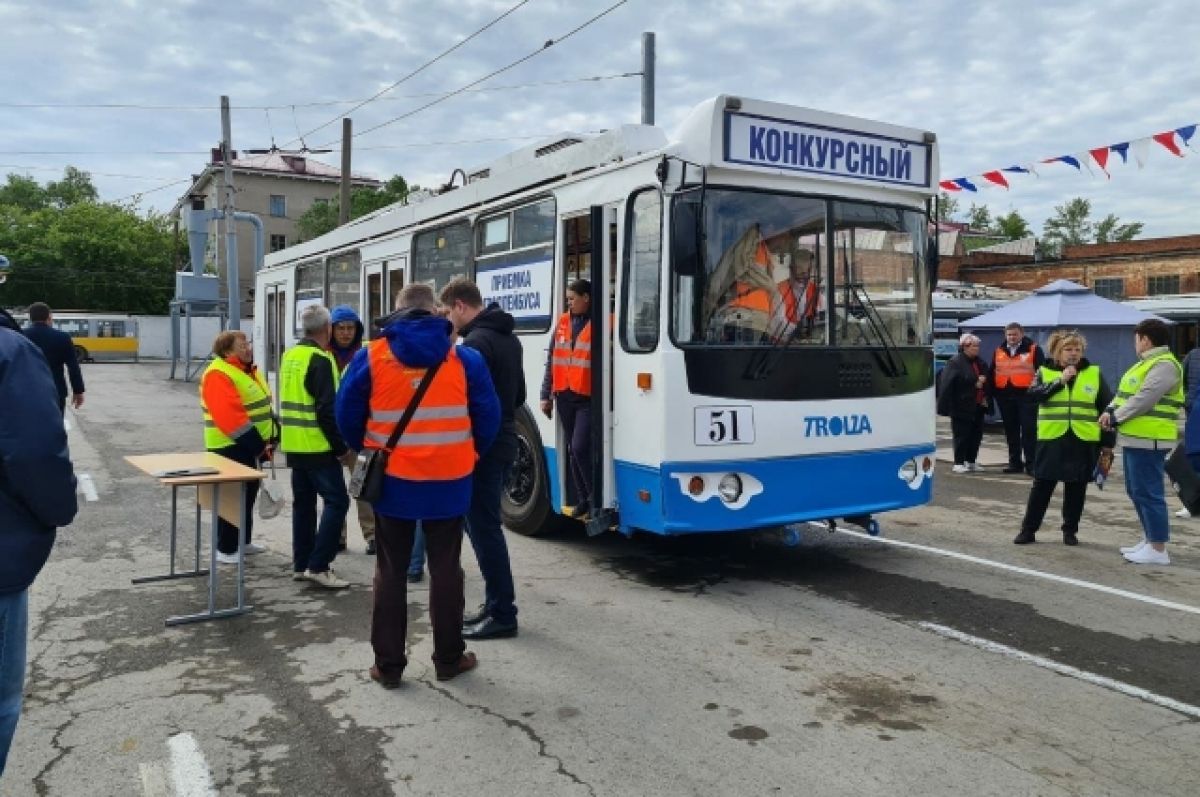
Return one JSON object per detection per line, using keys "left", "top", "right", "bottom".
{"left": 329, "top": 305, "right": 377, "bottom": 556}
{"left": 441, "top": 277, "right": 524, "bottom": 640}
{"left": 989, "top": 322, "right": 1044, "bottom": 474}
{"left": 199, "top": 330, "right": 276, "bottom": 563}
{"left": 280, "top": 305, "right": 353, "bottom": 589}
{"left": 1175, "top": 345, "right": 1200, "bottom": 518}
{"left": 1103, "top": 318, "right": 1184, "bottom": 566}
{"left": 21, "top": 302, "right": 84, "bottom": 413}
{"left": 336, "top": 283, "right": 500, "bottom": 687}
{"left": 541, "top": 279, "right": 594, "bottom": 518}
{"left": 937, "top": 333, "right": 991, "bottom": 473}
{"left": 0, "top": 309, "right": 78, "bottom": 775}
{"left": 1013, "top": 331, "right": 1114, "bottom": 545}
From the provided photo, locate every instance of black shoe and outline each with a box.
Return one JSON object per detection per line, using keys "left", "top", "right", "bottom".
{"left": 462, "top": 616, "right": 518, "bottom": 640}
{"left": 1063, "top": 531, "right": 1079, "bottom": 546}
{"left": 407, "top": 570, "right": 423, "bottom": 583}
{"left": 463, "top": 604, "right": 489, "bottom": 626}
{"left": 1013, "top": 530, "right": 1036, "bottom": 545}
{"left": 1002, "top": 465, "right": 1024, "bottom": 474}
{"left": 365, "top": 539, "right": 377, "bottom": 556}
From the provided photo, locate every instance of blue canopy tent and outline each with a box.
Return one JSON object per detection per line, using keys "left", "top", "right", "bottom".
{"left": 958, "top": 279, "right": 1169, "bottom": 388}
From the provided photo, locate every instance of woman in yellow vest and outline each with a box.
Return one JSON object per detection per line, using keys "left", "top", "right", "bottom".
{"left": 199, "top": 330, "right": 277, "bottom": 564}
{"left": 1102, "top": 318, "right": 1185, "bottom": 565}
{"left": 1013, "top": 330, "right": 1114, "bottom": 545}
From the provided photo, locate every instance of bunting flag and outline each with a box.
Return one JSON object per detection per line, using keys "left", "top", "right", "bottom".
{"left": 940, "top": 122, "right": 1196, "bottom": 193}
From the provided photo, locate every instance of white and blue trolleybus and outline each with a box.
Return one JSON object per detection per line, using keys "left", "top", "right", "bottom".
{"left": 254, "top": 95, "right": 940, "bottom": 540}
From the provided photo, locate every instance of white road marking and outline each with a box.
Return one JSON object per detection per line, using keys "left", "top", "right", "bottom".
{"left": 138, "top": 761, "right": 170, "bottom": 797}
{"left": 168, "top": 732, "right": 217, "bottom": 797}
{"left": 919, "top": 621, "right": 1200, "bottom": 720}
{"left": 824, "top": 525, "right": 1200, "bottom": 617}
{"left": 64, "top": 416, "right": 72, "bottom": 431}
{"left": 77, "top": 473, "right": 99, "bottom": 502}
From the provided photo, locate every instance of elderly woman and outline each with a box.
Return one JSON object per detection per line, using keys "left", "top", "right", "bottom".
{"left": 1013, "top": 330, "right": 1114, "bottom": 545}
{"left": 937, "top": 333, "right": 991, "bottom": 473}
{"left": 199, "top": 330, "right": 277, "bottom": 563}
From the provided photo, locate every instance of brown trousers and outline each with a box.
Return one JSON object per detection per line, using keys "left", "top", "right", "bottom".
{"left": 371, "top": 515, "right": 465, "bottom": 678}
{"left": 340, "top": 462, "right": 376, "bottom": 544}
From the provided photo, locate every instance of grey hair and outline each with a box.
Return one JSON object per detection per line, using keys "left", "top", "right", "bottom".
{"left": 300, "top": 304, "right": 331, "bottom": 335}
{"left": 958, "top": 333, "right": 981, "bottom": 348}
{"left": 397, "top": 283, "right": 436, "bottom": 311}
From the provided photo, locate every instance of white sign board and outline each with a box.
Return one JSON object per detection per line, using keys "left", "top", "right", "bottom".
{"left": 725, "top": 111, "right": 931, "bottom": 189}
{"left": 477, "top": 258, "right": 553, "bottom": 326}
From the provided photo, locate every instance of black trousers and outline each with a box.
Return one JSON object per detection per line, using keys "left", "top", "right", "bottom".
{"left": 997, "top": 394, "right": 1037, "bottom": 468}
{"left": 1021, "top": 478, "right": 1088, "bottom": 534}
{"left": 950, "top": 407, "right": 986, "bottom": 465}
{"left": 210, "top": 445, "right": 261, "bottom": 555}
{"left": 556, "top": 393, "right": 592, "bottom": 508}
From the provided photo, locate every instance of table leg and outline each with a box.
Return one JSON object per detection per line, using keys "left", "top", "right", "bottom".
{"left": 132, "top": 484, "right": 209, "bottom": 584}
{"left": 236, "top": 481, "right": 247, "bottom": 610}
{"left": 207, "top": 481, "right": 219, "bottom": 614}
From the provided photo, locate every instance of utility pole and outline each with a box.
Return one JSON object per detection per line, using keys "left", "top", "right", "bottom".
{"left": 641, "top": 32, "right": 655, "bottom": 126}
{"left": 220, "top": 95, "right": 241, "bottom": 330}
{"left": 340, "top": 118, "right": 352, "bottom": 226}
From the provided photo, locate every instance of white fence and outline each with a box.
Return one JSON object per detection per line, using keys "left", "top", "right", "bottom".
{"left": 135, "top": 315, "right": 254, "bottom": 359}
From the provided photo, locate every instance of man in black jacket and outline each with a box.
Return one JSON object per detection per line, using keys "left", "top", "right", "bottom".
{"left": 22, "top": 303, "right": 85, "bottom": 413}
{"left": 0, "top": 308, "right": 78, "bottom": 774}
{"left": 440, "top": 278, "right": 524, "bottom": 640}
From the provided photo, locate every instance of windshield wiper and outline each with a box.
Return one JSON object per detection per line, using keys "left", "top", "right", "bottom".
{"left": 844, "top": 281, "right": 906, "bottom": 378}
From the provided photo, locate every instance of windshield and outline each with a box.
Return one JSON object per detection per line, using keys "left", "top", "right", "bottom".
{"left": 671, "top": 189, "right": 932, "bottom": 349}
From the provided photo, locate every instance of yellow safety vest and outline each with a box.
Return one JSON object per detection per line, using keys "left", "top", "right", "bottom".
{"left": 1035, "top": 365, "right": 1101, "bottom": 442}
{"left": 200, "top": 358, "right": 274, "bottom": 450}
{"left": 279, "top": 345, "right": 340, "bottom": 453}
{"left": 1111, "top": 352, "right": 1184, "bottom": 441}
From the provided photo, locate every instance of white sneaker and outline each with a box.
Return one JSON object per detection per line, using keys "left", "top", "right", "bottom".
{"left": 1176, "top": 507, "right": 1192, "bottom": 519}
{"left": 968, "top": 462, "right": 984, "bottom": 472}
{"left": 215, "top": 551, "right": 240, "bottom": 565}
{"left": 952, "top": 464, "right": 969, "bottom": 474}
{"left": 305, "top": 568, "right": 350, "bottom": 589}
{"left": 243, "top": 542, "right": 266, "bottom": 555}
{"left": 1124, "top": 545, "right": 1170, "bottom": 565}
{"left": 1119, "top": 540, "right": 1147, "bottom": 555}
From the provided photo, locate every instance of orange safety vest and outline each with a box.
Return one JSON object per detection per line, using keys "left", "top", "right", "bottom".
{"left": 993, "top": 343, "right": 1038, "bottom": 389}
{"left": 551, "top": 313, "right": 592, "bottom": 397}
{"left": 727, "top": 241, "right": 773, "bottom": 313}
{"left": 363, "top": 339, "right": 476, "bottom": 481}
{"left": 778, "top": 279, "right": 818, "bottom": 323}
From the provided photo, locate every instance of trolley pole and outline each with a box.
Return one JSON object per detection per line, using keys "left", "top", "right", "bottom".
{"left": 641, "top": 32, "right": 655, "bottom": 126}
{"left": 220, "top": 95, "right": 241, "bottom": 330}
{"left": 339, "top": 118, "right": 352, "bottom": 226}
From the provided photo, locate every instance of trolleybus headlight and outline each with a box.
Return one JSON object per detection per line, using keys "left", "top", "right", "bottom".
{"left": 898, "top": 460, "right": 919, "bottom": 483}
{"left": 717, "top": 473, "right": 743, "bottom": 503}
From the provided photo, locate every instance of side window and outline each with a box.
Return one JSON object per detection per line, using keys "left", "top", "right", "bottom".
{"left": 621, "top": 189, "right": 663, "bottom": 352}
{"left": 294, "top": 260, "right": 325, "bottom": 336}
{"left": 327, "top": 251, "right": 362, "bottom": 314}
{"left": 97, "top": 320, "right": 127, "bottom": 338}
{"left": 413, "top": 221, "right": 471, "bottom": 292}
{"left": 474, "top": 198, "right": 556, "bottom": 334}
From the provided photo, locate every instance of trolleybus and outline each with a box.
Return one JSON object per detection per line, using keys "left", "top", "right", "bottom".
{"left": 255, "top": 95, "right": 940, "bottom": 538}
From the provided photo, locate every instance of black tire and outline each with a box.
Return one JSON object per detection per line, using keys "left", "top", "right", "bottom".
{"left": 502, "top": 406, "right": 563, "bottom": 537}
{"left": 74, "top": 345, "right": 88, "bottom": 363}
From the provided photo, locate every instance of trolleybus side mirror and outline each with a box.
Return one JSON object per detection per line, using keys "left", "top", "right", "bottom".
{"left": 671, "top": 201, "right": 701, "bottom": 276}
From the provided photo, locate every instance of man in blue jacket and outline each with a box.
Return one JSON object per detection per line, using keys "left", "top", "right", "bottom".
{"left": 0, "top": 308, "right": 78, "bottom": 775}
{"left": 337, "top": 284, "right": 500, "bottom": 687}
{"left": 22, "top": 303, "right": 85, "bottom": 413}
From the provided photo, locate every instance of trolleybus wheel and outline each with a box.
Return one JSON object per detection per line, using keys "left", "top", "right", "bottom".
{"left": 866, "top": 519, "right": 881, "bottom": 536}
{"left": 502, "top": 407, "right": 561, "bottom": 537}
{"left": 74, "top": 345, "right": 89, "bottom": 363}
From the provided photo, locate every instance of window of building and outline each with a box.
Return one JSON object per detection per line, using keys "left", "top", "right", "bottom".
{"left": 270, "top": 195, "right": 287, "bottom": 217}
{"left": 413, "top": 221, "right": 472, "bottom": 293}
{"left": 1092, "top": 278, "right": 1124, "bottom": 299}
{"left": 1147, "top": 275, "right": 1180, "bottom": 296}
{"left": 622, "top": 189, "right": 663, "bottom": 353}
{"left": 270, "top": 234, "right": 287, "bottom": 252}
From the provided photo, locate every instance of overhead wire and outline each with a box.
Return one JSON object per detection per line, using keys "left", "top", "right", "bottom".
{"left": 283, "top": 0, "right": 533, "bottom": 148}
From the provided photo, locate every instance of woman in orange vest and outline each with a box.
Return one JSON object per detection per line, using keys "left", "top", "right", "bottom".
{"left": 540, "top": 279, "right": 593, "bottom": 518}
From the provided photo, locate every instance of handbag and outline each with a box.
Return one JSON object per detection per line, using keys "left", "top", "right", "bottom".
{"left": 349, "top": 358, "right": 444, "bottom": 503}
{"left": 1165, "top": 443, "right": 1200, "bottom": 514}
{"left": 258, "top": 457, "right": 285, "bottom": 519}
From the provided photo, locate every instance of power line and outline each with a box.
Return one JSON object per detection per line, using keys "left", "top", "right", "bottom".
{"left": 0, "top": 163, "right": 183, "bottom": 181}
{"left": 321, "top": 0, "right": 630, "bottom": 148}
{"left": 284, "top": 0, "right": 533, "bottom": 148}
{"left": 0, "top": 73, "right": 640, "bottom": 111}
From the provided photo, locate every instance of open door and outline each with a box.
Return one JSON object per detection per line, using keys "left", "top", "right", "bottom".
{"left": 363, "top": 262, "right": 384, "bottom": 339}
{"left": 263, "top": 282, "right": 287, "bottom": 409}
{"left": 586, "top": 204, "right": 620, "bottom": 534}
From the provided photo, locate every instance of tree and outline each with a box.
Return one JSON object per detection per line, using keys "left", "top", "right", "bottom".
{"left": 0, "top": 174, "right": 48, "bottom": 212}
{"left": 295, "top": 174, "right": 411, "bottom": 242}
{"left": 1095, "top": 213, "right": 1143, "bottom": 244}
{"left": 1041, "top": 198, "right": 1094, "bottom": 256}
{"left": 46, "top": 166, "right": 99, "bottom": 208}
{"left": 994, "top": 210, "right": 1032, "bottom": 241}
{"left": 966, "top": 203, "right": 994, "bottom": 232}
{"left": 936, "top": 191, "right": 960, "bottom": 222}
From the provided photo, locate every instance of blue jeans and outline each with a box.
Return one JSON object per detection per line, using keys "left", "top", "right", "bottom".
{"left": 292, "top": 462, "right": 350, "bottom": 573}
{"left": 0, "top": 589, "right": 29, "bottom": 777}
{"left": 465, "top": 434, "right": 518, "bottom": 625}
{"left": 408, "top": 524, "right": 426, "bottom": 576}
{"left": 1123, "top": 447, "right": 1170, "bottom": 544}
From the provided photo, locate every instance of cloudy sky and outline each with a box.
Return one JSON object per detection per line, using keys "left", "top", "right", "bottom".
{"left": 2, "top": 0, "right": 1196, "bottom": 238}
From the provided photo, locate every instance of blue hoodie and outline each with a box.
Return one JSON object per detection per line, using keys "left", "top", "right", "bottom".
{"left": 329, "top": 304, "right": 365, "bottom": 373}
{"left": 336, "top": 310, "right": 500, "bottom": 520}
